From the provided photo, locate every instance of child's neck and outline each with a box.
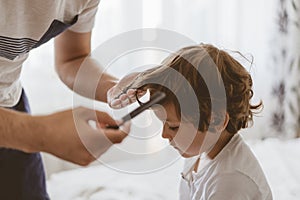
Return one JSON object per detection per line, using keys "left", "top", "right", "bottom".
{"left": 207, "top": 130, "right": 234, "bottom": 159}
{"left": 193, "top": 130, "right": 234, "bottom": 173}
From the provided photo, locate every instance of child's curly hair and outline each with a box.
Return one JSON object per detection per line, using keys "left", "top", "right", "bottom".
{"left": 130, "top": 44, "right": 262, "bottom": 134}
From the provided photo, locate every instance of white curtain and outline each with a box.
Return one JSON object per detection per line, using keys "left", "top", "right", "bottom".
{"left": 269, "top": 0, "right": 300, "bottom": 138}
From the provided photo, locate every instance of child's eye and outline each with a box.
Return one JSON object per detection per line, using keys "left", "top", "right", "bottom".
{"left": 169, "top": 126, "right": 179, "bottom": 131}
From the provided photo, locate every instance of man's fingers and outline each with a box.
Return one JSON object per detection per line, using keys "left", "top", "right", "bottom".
{"left": 126, "top": 89, "right": 136, "bottom": 96}
{"left": 109, "top": 94, "right": 134, "bottom": 109}
{"left": 119, "top": 121, "right": 131, "bottom": 133}
{"left": 110, "top": 99, "right": 122, "bottom": 107}
{"left": 121, "top": 98, "right": 130, "bottom": 107}
{"left": 104, "top": 130, "right": 126, "bottom": 143}
{"left": 95, "top": 110, "right": 117, "bottom": 125}
{"left": 119, "top": 94, "right": 128, "bottom": 101}
{"left": 103, "top": 122, "right": 130, "bottom": 143}
{"left": 109, "top": 88, "right": 146, "bottom": 109}
{"left": 137, "top": 90, "right": 147, "bottom": 97}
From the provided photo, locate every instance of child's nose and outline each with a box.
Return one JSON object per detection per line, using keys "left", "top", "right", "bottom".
{"left": 162, "top": 126, "right": 172, "bottom": 140}
{"left": 161, "top": 131, "right": 169, "bottom": 139}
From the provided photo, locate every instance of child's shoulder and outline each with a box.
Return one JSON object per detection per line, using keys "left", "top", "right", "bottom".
{"left": 214, "top": 134, "right": 260, "bottom": 171}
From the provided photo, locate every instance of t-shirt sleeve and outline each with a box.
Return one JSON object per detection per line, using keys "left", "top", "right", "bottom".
{"left": 68, "top": 0, "right": 100, "bottom": 33}
{"left": 206, "top": 173, "right": 261, "bottom": 200}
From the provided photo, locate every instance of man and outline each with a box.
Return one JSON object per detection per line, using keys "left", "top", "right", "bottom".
{"left": 0, "top": 0, "right": 131, "bottom": 199}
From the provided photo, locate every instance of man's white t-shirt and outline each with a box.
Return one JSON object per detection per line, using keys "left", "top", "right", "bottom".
{"left": 179, "top": 134, "right": 273, "bottom": 200}
{"left": 0, "top": 0, "right": 100, "bottom": 107}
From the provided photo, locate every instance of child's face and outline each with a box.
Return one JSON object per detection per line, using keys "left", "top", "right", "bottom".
{"left": 153, "top": 103, "right": 208, "bottom": 158}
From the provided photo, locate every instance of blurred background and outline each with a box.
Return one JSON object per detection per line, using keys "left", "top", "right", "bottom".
{"left": 20, "top": 0, "right": 300, "bottom": 199}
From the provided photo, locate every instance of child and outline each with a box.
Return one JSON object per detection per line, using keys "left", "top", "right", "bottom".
{"left": 124, "top": 44, "right": 272, "bottom": 200}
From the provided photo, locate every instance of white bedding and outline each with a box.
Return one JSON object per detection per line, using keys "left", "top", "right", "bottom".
{"left": 248, "top": 138, "right": 300, "bottom": 200}
{"left": 47, "top": 157, "right": 183, "bottom": 200}
{"left": 47, "top": 138, "right": 300, "bottom": 200}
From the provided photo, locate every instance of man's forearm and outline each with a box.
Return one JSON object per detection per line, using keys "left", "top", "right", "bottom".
{"left": 56, "top": 56, "right": 117, "bottom": 102}
{"left": 0, "top": 108, "right": 44, "bottom": 152}
{"left": 54, "top": 30, "right": 117, "bottom": 103}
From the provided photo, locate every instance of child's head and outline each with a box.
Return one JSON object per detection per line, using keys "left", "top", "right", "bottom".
{"left": 131, "top": 44, "right": 262, "bottom": 157}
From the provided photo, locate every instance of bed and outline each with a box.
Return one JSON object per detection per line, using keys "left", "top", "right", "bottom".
{"left": 47, "top": 137, "right": 300, "bottom": 200}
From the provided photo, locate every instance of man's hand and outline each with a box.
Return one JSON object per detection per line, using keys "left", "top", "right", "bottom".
{"left": 35, "top": 107, "right": 130, "bottom": 166}
{"left": 107, "top": 72, "right": 147, "bottom": 109}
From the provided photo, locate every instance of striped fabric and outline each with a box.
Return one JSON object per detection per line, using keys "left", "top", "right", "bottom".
{"left": 0, "top": 15, "right": 77, "bottom": 61}
{"left": 0, "top": 36, "right": 37, "bottom": 60}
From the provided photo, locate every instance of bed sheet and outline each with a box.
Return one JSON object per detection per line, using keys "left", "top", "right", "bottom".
{"left": 47, "top": 138, "right": 300, "bottom": 200}
{"left": 247, "top": 138, "right": 300, "bottom": 200}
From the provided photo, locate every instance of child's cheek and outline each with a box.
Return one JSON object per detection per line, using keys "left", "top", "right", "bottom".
{"left": 174, "top": 129, "right": 196, "bottom": 149}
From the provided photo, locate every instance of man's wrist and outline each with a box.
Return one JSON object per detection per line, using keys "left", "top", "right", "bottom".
{"left": 22, "top": 115, "right": 49, "bottom": 153}
{"left": 96, "top": 78, "right": 118, "bottom": 102}
{"left": 0, "top": 108, "right": 47, "bottom": 153}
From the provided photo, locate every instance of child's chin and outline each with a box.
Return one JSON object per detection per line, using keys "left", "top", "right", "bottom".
{"left": 172, "top": 146, "right": 193, "bottom": 158}
{"left": 181, "top": 153, "right": 193, "bottom": 158}
{"left": 178, "top": 150, "right": 193, "bottom": 158}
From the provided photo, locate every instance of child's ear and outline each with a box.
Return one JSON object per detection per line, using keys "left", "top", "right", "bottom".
{"left": 210, "top": 112, "right": 229, "bottom": 132}
{"left": 220, "top": 113, "right": 229, "bottom": 131}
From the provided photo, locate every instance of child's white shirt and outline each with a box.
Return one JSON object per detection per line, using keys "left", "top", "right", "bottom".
{"left": 179, "top": 134, "right": 273, "bottom": 200}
